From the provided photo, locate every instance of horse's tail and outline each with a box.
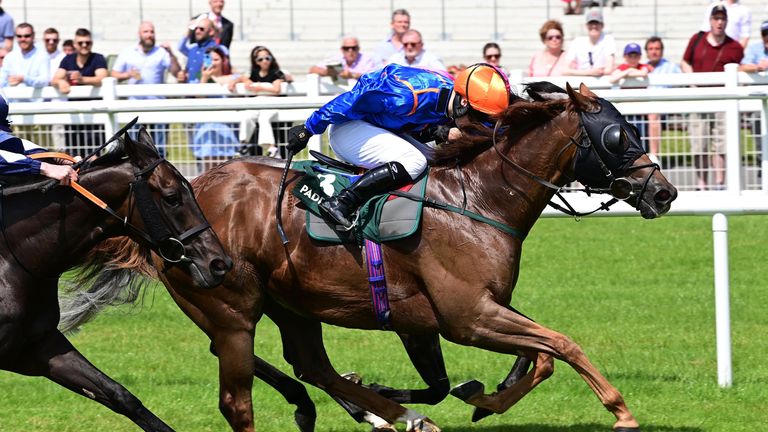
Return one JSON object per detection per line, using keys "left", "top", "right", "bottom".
{"left": 58, "top": 237, "right": 157, "bottom": 334}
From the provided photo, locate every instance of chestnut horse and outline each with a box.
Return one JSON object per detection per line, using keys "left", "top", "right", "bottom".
{"left": 69, "top": 84, "right": 677, "bottom": 431}
{"left": 0, "top": 128, "right": 231, "bottom": 432}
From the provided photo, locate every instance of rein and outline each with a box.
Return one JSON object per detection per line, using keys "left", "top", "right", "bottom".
{"left": 32, "top": 152, "right": 209, "bottom": 264}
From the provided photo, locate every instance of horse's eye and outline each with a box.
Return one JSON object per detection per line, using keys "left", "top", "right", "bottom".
{"left": 600, "top": 124, "right": 626, "bottom": 155}
{"left": 163, "top": 193, "right": 180, "bottom": 207}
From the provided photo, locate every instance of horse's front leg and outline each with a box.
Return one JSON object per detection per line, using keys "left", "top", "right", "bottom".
{"left": 212, "top": 329, "right": 257, "bottom": 432}
{"left": 9, "top": 329, "right": 174, "bottom": 432}
{"left": 434, "top": 294, "right": 639, "bottom": 431}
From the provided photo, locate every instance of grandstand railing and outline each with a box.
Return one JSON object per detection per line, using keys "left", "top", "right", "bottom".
{"left": 4, "top": 64, "right": 767, "bottom": 197}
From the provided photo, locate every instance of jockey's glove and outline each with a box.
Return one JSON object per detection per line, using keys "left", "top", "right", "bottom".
{"left": 287, "top": 124, "right": 312, "bottom": 153}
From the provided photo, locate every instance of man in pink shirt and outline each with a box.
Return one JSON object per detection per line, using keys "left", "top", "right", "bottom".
{"left": 309, "top": 36, "right": 377, "bottom": 80}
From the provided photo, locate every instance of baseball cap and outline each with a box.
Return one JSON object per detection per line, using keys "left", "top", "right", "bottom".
{"left": 585, "top": 9, "right": 603, "bottom": 24}
{"left": 710, "top": 4, "right": 727, "bottom": 18}
{"left": 760, "top": 20, "right": 768, "bottom": 33}
{"left": 623, "top": 43, "right": 642, "bottom": 56}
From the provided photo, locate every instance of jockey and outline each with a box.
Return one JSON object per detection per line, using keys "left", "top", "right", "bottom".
{"left": 287, "top": 63, "right": 510, "bottom": 230}
{"left": 0, "top": 94, "right": 78, "bottom": 183}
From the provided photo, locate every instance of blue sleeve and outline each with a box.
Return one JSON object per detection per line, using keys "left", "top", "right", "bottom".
{"left": 25, "top": 52, "right": 50, "bottom": 88}
{"left": 0, "top": 63, "right": 9, "bottom": 87}
{"left": 741, "top": 44, "right": 759, "bottom": 65}
{"left": 112, "top": 52, "right": 128, "bottom": 73}
{"left": 0, "top": 150, "right": 42, "bottom": 176}
{"left": 177, "top": 36, "right": 191, "bottom": 57}
{"left": 305, "top": 73, "right": 406, "bottom": 134}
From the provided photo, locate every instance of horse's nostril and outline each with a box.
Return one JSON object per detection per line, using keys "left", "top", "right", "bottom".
{"left": 655, "top": 189, "right": 672, "bottom": 203}
{"left": 210, "top": 257, "right": 232, "bottom": 277}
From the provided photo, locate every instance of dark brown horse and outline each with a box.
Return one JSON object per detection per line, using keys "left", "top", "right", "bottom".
{"left": 0, "top": 128, "right": 231, "bottom": 432}
{"left": 72, "top": 84, "right": 677, "bottom": 431}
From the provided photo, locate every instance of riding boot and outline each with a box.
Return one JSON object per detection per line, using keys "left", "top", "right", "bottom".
{"left": 319, "top": 161, "right": 413, "bottom": 230}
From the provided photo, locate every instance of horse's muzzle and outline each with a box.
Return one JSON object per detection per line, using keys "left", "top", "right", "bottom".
{"left": 637, "top": 182, "right": 677, "bottom": 219}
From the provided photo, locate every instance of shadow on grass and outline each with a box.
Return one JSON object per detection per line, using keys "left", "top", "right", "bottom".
{"left": 455, "top": 424, "right": 703, "bottom": 432}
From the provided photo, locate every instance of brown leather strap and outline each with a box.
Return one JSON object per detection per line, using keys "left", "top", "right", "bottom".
{"left": 28, "top": 152, "right": 78, "bottom": 162}
{"left": 29, "top": 152, "right": 107, "bottom": 209}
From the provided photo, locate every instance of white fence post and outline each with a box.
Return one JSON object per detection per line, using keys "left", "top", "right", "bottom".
{"left": 712, "top": 213, "right": 732, "bottom": 388}
{"left": 762, "top": 98, "right": 768, "bottom": 193}
{"left": 101, "top": 77, "right": 118, "bottom": 140}
{"left": 724, "top": 64, "right": 741, "bottom": 193}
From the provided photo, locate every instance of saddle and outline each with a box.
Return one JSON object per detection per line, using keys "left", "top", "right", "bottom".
{"left": 291, "top": 152, "right": 428, "bottom": 244}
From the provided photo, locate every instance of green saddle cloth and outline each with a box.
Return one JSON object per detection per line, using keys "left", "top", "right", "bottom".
{"left": 290, "top": 160, "right": 427, "bottom": 244}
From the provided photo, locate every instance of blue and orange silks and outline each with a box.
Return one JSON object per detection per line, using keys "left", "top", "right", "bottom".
{"left": 305, "top": 64, "right": 454, "bottom": 135}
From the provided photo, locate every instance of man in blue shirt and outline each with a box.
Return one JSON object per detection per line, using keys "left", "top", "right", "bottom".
{"left": 644, "top": 36, "right": 682, "bottom": 163}
{"left": 739, "top": 20, "right": 768, "bottom": 72}
{"left": 286, "top": 63, "right": 511, "bottom": 230}
{"left": 0, "top": 1, "right": 14, "bottom": 52}
{"left": 0, "top": 23, "right": 49, "bottom": 90}
{"left": 177, "top": 18, "right": 218, "bottom": 83}
{"left": 0, "top": 95, "right": 77, "bottom": 183}
{"left": 112, "top": 21, "right": 180, "bottom": 156}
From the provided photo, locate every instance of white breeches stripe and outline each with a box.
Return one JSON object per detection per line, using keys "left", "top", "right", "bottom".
{"left": 328, "top": 120, "right": 428, "bottom": 179}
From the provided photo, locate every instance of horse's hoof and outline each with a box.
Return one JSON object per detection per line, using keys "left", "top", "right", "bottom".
{"left": 294, "top": 410, "right": 316, "bottom": 432}
{"left": 471, "top": 407, "right": 495, "bottom": 423}
{"left": 408, "top": 417, "right": 441, "bottom": 432}
{"left": 372, "top": 425, "right": 397, "bottom": 432}
{"left": 450, "top": 380, "right": 485, "bottom": 402}
{"left": 342, "top": 371, "right": 363, "bottom": 385}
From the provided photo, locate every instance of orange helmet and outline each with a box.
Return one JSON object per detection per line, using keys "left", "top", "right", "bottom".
{"left": 454, "top": 64, "right": 511, "bottom": 116}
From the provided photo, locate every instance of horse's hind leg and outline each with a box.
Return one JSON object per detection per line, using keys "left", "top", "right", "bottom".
{"left": 266, "top": 301, "right": 440, "bottom": 431}
{"left": 9, "top": 330, "right": 174, "bottom": 432}
{"left": 371, "top": 333, "right": 450, "bottom": 404}
{"left": 252, "top": 354, "right": 317, "bottom": 431}
{"left": 332, "top": 332, "right": 450, "bottom": 425}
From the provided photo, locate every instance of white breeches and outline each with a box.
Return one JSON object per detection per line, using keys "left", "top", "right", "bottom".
{"left": 328, "top": 120, "right": 428, "bottom": 179}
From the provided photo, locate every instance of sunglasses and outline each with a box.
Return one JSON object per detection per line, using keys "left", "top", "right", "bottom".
{"left": 546, "top": 34, "right": 563, "bottom": 40}
{"left": 403, "top": 42, "right": 421, "bottom": 48}
{"left": 255, "top": 55, "right": 273, "bottom": 62}
{"left": 195, "top": 26, "right": 208, "bottom": 31}
{"left": 77, "top": 40, "right": 92, "bottom": 47}
{"left": 15, "top": 33, "right": 33, "bottom": 39}
{"left": 484, "top": 54, "right": 500, "bottom": 60}
{"left": 341, "top": 45, "right": 359, "bottom": 51}
{"left": 45, "top": 38, "right": 59, "bottom": 43}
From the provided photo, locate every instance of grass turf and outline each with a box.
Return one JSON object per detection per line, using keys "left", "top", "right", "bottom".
{"left": 1, "top": 215, "right": 766, "bottom": 431}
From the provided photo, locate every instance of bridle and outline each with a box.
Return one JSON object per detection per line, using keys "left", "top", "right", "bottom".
{"left": 490, "top": 105, "right": 660, "bottom": 217}
{"left": 118, "top": 157, "right": 211, "bottom": 265}
{"left": 0, "top": 121, "right": 211, "bottom": 276}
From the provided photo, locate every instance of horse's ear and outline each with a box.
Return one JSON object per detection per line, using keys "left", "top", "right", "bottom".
{"left": 578, "top": 83, "right": 599, "bottom": 99}
{"left": 566, "top": 82, "right": 599, "bottom": 113}
{"left": 136, "top": 126, "right": 161, "bottom": 158}
{"left": 123, "top": 127, "right": 160, "bottom": 167}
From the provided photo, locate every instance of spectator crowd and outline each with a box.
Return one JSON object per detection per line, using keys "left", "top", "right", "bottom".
{"left": 0, "top": 0, "right": 765, "bottom": 184}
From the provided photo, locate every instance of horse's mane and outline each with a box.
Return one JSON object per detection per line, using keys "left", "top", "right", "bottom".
{"left": 430, "top": 82, "right": 569, "bottom": 166}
